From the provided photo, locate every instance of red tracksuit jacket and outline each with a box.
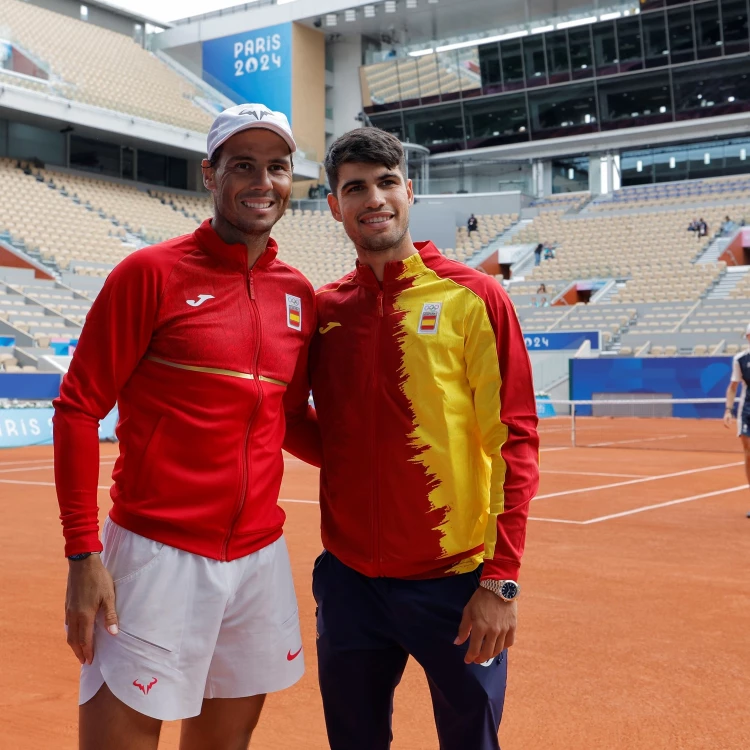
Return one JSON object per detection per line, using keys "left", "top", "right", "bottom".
{"left": 54, "top": 219, "right": 316, "bottom": 560}
{"left": 309, "top": 242, "right": 539, "bottom": 581}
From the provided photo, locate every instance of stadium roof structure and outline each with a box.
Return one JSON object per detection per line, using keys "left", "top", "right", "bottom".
{"left": 79, "top": 0, "right": 173, "bottom": 29}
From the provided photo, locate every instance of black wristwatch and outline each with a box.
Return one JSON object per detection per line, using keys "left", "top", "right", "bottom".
{"left": 67, "top": 552, "right": 97, "bottom": 561}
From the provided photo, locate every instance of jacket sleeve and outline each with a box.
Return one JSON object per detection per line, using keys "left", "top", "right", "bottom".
{"left": 53, "top": 252, "right": 164, "bottom": 557}
{"left": 282, "top": 287, "right": 322, "bottom": 468}
{"left": 464, "top": 282, "right": 539, "bottom": 581}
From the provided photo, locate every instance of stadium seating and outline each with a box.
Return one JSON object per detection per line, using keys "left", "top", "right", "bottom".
{"left": 0, "top": 158, "right": 135, "bottom": 274}
{"left": 363, "top": 51, "right": 479, "bottom": 105}
{"left": 0, "top": 0, "right": 214, "bottom": 132}
{"left": 512, "top": 205, "right": 729, "bottom": 302}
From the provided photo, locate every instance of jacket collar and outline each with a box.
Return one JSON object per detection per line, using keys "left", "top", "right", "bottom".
{"left": 194, "top": 218, "right": 278, "bottom": 273}
{"left": 354, "top": 241, "right": 441, "bottom": 289}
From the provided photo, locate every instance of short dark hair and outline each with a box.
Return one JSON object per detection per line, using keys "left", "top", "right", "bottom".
{"left": 324, "top": 127, "right": 406, "bottom": 194}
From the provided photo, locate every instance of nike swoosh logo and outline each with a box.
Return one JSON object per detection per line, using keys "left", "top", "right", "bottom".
{"left": 318, "top": 322, "right": 341, "bottom": 335}
{"left": 287, "top": 646, "right": 303, "bottom": 661}
{"left": 186, "top": 294, "right": 215, "bottom": 307}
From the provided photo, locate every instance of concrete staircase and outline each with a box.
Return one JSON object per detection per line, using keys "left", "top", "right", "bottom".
{"left": 695, "top": 229, "right": 736, "bottom": 264}
{"left": 706, "top": 266, "right": 750, "bottom": 299}
{"left": 467, "top": 218, "right": 531, "bottom": 268}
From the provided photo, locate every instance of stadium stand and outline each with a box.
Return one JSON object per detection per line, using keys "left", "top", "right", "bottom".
{"left": 362, "top": 50, "right": 479, "bottom": 105}
{"left": 0, "top": 0, "right": 215, "bottom": 131}
{"left": 0, "top": 158, "right": 135, "bottom": 275}
{"left": 504, "top": 176, "right": 750, "bottom": 355}
{"left": 513, "top": 206, "right": 729, "bottom": 302}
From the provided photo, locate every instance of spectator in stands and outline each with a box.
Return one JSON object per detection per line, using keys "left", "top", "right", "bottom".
{"left": 721, "top": 216, "right": 736, "bottom": 236}
{"left": 687, "top": 218, "right": 699, "bottom": 234}
{"left": 302, "top": 127, "right": 539, "bottom": 750}
{"left": 534, "top": 242, "right": 543, "bottom": 266}
{"left": 540, "top": 296, "right": 550, "bottom": 307}
{"left": 537, "top": 283, "right": 547, "bottom": 294}
{"left": 54, "top": 104, "right": 316, "bottom": 750}
{"left": 543, "top": 243, "right": 556, "bottom": 260}
{"left": 698, "top": 217, "right": 708, "bottom": 238}
{"left": 723, "top": 322, "right": 750, "bottom": 519}
{"left": 467, "top": 213, "right": 479, "bottom": 233}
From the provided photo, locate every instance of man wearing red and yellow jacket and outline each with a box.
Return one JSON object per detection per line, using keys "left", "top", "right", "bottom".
{"left": 309, "top": 129, "right": 539, "bottom": 750}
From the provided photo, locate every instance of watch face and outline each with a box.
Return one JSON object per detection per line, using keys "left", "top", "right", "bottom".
{"left": 500, "top": 581, "right": 519, "bottom": 600}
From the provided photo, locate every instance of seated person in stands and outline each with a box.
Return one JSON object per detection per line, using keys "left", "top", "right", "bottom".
{"left": 467, "top": 214, "right": 478, "bottom": 233}
{"left": 687, "top": 218, "right": 698, "bottom": 233}
{"left": 543, "top": 244, "right": 556, "bottom": 260}
{"left": 536, "top": 283, "right": 547, "bottom": 294}
{"left": 721, "top": 216, "right": 736, "bottom": 236}
{"left": 698, "top": 218, "right": 708, "bottom": 237}
{"left": 540, "top": 297, "right": 549, "bottom": 307}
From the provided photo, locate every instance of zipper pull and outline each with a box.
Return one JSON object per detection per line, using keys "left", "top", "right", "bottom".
{"left": 248, "top": 270, "right": 255, "bottom": 300}
{"left": 377, "top": 291, "right": 384, "bottom": 317}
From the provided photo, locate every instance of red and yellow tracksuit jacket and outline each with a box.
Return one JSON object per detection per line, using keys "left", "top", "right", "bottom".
{"left": 54, "top": 219, "right": 317, "bottom": 560}
{"left": 309, "top": 241, "right": 539, "bottom": 581}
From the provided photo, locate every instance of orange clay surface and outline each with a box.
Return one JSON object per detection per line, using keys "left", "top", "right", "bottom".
{"left": 1, "top": 428, "right": 749, "bottom": 749}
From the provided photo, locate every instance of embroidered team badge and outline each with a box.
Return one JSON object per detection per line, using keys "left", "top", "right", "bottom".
{"left": 417, "top": 302, "right": 442, "bottom": 335}
{"left": 286, "top": 294, "right": 302, "bottom": 331}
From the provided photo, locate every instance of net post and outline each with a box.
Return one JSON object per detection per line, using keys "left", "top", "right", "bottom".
{"left": 571, "top": 401, "right": 577, "bottom": 447}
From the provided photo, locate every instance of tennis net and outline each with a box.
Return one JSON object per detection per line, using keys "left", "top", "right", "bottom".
{"left": 536, "top": 396, "right": 741, "bottom": 452}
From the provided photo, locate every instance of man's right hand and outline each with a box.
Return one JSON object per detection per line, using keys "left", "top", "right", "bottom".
{"left": 65, "top": 555, "right": 118, "bottom": 665}
{"left": 723, "top": 410, "right": 733, "bottom": 429}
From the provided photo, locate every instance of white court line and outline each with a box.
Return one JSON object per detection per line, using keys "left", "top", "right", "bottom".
{"left": 543, "top": 470, "right": 645, "bottom": 478}
{"left": 581, "top": 485, "right": 747, "bottom": 524}
{"left": 535, "top": 460, "right": 742, "bottom": 500}
{"left": 586, "top": 433, "right": 689, "bottom": 448}
{"left": 540, "top": 446, "right": 572, "bottom": 453}
{"left": 0, "top": 455, "right": 119, "bottom": 467}
{"left": 0, "top": 481, "right": 736, "bottom": 527}
{"left": 0, "top": 458, "right": 116, "bottom": 475}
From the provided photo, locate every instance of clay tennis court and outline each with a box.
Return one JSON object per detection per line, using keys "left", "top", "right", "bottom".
{"left": 2, "top": 421, "right": 749, "bottom": 749}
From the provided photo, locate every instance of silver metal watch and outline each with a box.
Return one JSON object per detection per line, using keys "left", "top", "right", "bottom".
{"left": 480, "top": 579, "right": 520, "bottom": 602}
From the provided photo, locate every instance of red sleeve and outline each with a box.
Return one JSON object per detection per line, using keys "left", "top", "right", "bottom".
{"left": 53, "top": 250, "right": 166, "bottom": 557}
{"left": 464, "top": 279, "right": 539, "bottom": 581}
{"left": 282, "top": 285, "right": 322, "bottom": 468}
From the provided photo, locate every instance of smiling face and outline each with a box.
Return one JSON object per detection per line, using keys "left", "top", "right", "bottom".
{"left": 327, "top": 161, "right": 413, "bottom": 254}
{"left": 202, "top": 128, "right": 293, "bottom": 239}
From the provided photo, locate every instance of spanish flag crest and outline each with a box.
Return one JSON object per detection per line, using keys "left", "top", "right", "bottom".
{"left": 418, "top": 301, "right": 442, "bottom": 335}
{"left": 286, "top": 293, "right": 302, "bottom": 331}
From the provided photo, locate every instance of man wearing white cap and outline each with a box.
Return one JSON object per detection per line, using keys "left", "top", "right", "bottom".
{"left": 723, "top": 322, "right": 750, "bottom": 518}
{"left": 54, "top": 104, "right": 318, "bottom": 749}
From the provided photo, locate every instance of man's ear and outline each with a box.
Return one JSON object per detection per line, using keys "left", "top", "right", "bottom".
{"left": 406, "top": 178, "right": 414, "bottom": 206}
{"left": 327, "top": 192, "right": 343, "bottom": 223}
{"left": 201, "top": 159, "right": 216, "bottom": 192}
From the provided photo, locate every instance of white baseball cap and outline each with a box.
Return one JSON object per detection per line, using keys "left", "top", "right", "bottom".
{"left": 207, "top": 103, "right": 296, "bottom": 161}
{"left": 745, "top": 322, "right": 750, "bottom": 335}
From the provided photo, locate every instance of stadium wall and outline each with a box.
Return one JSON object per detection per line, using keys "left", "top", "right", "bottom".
{"left": 291, "top": 23, "right": 325, "bottom": 181}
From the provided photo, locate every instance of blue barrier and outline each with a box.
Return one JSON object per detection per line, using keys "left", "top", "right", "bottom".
{"left": 0, "top": 373, "right": 62, "bottom": 399}
{"left": 570, "top": 357, "right": 732, "bottom": 417}
{"left": 0, "top": 407, "right": 118, "bottom": 447}
{"left": 525, "top": 331, "right": 600, "bottom": 351}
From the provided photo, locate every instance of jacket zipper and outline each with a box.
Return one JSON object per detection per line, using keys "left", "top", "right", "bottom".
{"left": 372, "top": 289, "right": 384, "bottom": 575}
{"left": 221, "top": 268, "right": 264, "bottom": 560}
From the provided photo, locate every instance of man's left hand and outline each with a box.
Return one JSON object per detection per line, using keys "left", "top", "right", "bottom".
{"left": 454, "top": 587, "right": 517, "bottom": 665}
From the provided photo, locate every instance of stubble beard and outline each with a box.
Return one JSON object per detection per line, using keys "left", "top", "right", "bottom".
{"left": 356, "top": 218, "right": 410, "bottom": 254}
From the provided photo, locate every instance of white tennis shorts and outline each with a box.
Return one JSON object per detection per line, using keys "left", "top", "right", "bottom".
{"left": 79, "top": 518, "right": 304, "bottom": 721}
